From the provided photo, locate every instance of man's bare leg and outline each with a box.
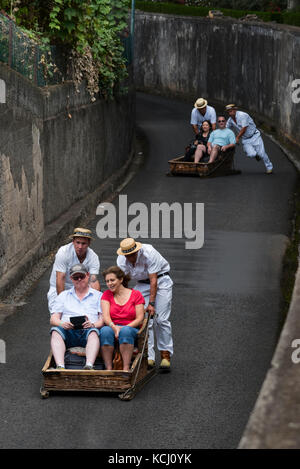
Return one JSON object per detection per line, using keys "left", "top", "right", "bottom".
{"left": 208, "top": 145, "right": 220, "bottom": 163}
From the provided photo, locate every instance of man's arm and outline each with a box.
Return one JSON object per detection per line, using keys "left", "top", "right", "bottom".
{"left": 89, "top": 274, "right": 101, "bottom": 291}
{"left": 236, "top": 126, "right": 247, "bottom": 144}
{"left": 192, "top": 124, "right": 199, "bottom": 135}
{"left": 146, "top": 273, "right": 158, "bottom": 316}
{"left": 221, "top": 143, "right": 235, "bottom": 152}
{"left": 56, "top": 271, "right": 66, "bottom": 295}
{"left": 191, "top": 108, "right": 200, "bottom": 135}
{"left": 221, "top": 130, "right": 236, "bottom": 151}
{"left": 50, "top": 312, "right": 73, "bottom": 329}
{"left": 211, "top": 108, "right": 217, "bottom": 130}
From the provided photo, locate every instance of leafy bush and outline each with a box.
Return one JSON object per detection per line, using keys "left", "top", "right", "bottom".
{"left": 283, "top": 10, "right": 300, "bottom": 24}
{"left": 0, "top": 0, "right": 130, "bottom": 99}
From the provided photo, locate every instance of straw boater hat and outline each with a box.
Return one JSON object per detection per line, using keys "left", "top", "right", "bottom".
{"left": 117, "top": 238, "right": 142, "bottom": 256}
{"left": 194, "top": 98, "right": 208, "bottom": 109}
{"left": 69, "top": 227, "right": 93, "bottom": 240}
{"left": 225, "top": 104, "right": 238, "bottom": 111}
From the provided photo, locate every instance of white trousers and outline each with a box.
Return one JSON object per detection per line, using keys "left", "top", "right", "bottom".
{"left": 140, "top": 287, "right": 174, "bottom": 361}
{"left": 47, "top": 287, "right": 58, "bottom": 314}
{"left": 242, "top": 133, "right": 273, "bottom": 171}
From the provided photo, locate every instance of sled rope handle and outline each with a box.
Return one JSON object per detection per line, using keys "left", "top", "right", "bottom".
{"left": 121, "top": 312, "right": 152, "bottom": 398}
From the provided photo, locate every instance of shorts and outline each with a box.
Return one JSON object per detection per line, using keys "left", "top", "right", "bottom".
{"left": 99, "top": 325, "right": 139, "bottom": 346}
{"left": 50, "top": 326, "right": 100, "bottom": 349}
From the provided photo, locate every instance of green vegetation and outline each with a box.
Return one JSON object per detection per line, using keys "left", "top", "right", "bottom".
{"left": 136, "top": 1, "right": 300, "bottom": 27}
{"left": 281, "top": 178, "right": 300, "bottom": 318}
{"left": 0, "top": 0, "right": 130, "bottom": 99}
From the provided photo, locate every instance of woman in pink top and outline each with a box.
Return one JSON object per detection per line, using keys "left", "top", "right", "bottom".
{"left": 100, "top": 266, "right": 145, "bottom": 371}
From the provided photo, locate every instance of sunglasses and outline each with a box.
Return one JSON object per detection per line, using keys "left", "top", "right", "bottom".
{"left": 71, "top": 274, "right": 86, "bottom": 281}
{"left": 218, "top": 120, "right": 226, "bottom": 123}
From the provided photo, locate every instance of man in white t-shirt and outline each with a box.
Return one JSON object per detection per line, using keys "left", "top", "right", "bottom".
{"left": 117, "top": 238, "right": 173, "bottom": 371}
{"left": 190, "top": 97, "right": 217, "bottom": 134}
{"left": 47, "top": 227, "right": 101, "bottom": 314}
{"left": 225, "top": 104, "right": 273, "bottom": 174}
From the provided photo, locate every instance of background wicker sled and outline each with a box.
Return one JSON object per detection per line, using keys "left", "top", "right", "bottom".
{"left": 40, "top": 317, "right": 156, "bottom": 400}
{"left": 168, "top": 148, "right": 240, "bottom": 177}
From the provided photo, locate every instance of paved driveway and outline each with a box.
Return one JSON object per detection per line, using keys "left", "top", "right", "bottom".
{"left": 0, "top": 92, "right": 297, "bottom": 449}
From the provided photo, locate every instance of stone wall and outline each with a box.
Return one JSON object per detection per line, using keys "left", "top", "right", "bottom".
{"left": 134, "top": 11, "right": 300, "bottom": 155}
{"left": 0, "top": 63, "right": 135, "bottom": 297}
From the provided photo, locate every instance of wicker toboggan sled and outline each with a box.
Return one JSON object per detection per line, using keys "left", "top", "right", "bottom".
{"left": 167, "top": 148, "right": 240, "bottom": 177}
{"left": 40, "top": 316, "right": 156, "bottom": 401}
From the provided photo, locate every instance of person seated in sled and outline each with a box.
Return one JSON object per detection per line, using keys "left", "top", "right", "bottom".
{"left": 207, "top": 115, "right": 236, "bottom": 164}
{"left": 99, "top": 266, "right": 145, "bottom": 372}
{"left": 194, "top": 120, "right": 212, "bottom": 163}
{"left": 184, "top": 120, "right": 212, "bottom": 162}
{"left": 50, "top": 264, "right": 104, "bottom": 370}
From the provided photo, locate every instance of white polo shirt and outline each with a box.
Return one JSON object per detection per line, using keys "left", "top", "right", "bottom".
{"left": 117, "top": 244, "right": 173, "bottom": 294}
{"left": 190, "top": 105, "right": 217, "bottom": 131}
{"left": 226, "top": 111, "right": 260, "bottom": 140}
{"left": 52, "top": 287, "right": 102, "bottom": 323}
{"left": 49, "top": 242, "right": 100, "bottom": 291}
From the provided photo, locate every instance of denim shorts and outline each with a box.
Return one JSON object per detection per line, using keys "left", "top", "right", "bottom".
{"left": 99, "top": 325, "right": 138, "bottom": 346}
{"left": 50, "top": 326, "right": 100, "bottom": 349}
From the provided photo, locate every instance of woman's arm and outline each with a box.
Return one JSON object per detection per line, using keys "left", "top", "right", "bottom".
{"left": 126, "top": 304, "right": 145, "bottom": 329}
{"left": 101, "top": 298, "right": 120, "bottom": 338}
{"left": 101, "top": 299, "right": 113, "bottom": 326}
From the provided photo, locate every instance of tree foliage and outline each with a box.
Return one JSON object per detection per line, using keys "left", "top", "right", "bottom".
{"left": 0, "top": 0, "right": 130, "bottom": 99}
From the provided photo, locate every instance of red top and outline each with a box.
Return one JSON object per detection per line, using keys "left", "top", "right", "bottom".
{"left": 101, "top": 289, "right": 145, "bottom": 326}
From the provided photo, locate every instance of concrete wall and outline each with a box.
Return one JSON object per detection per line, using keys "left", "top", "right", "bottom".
{"left": 0, "top": 63, "right": 135, "bottom": 297}
{"left": 134, "top": 11, "right": 300, "bottom": 155}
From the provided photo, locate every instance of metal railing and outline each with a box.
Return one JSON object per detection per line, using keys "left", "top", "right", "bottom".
{"left": 0, "top": 13, "right": 62, "bottom": 86}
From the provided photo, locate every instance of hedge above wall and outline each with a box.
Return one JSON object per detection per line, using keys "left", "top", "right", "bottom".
{"left": 135, "top": 1, "right": 300, "bottom": 27}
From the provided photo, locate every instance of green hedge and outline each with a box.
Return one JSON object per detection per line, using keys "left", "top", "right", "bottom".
{"left": 136, "top": 1, "right": 210, "bottom": 17}
{"left": 283, "top": 11, "right": 300, "bottom": 26}
{"left": 135, "top": 1, "right": 300, "bottom": 27}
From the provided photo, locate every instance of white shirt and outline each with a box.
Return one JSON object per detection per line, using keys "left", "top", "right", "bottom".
{"left": 52, "top": 287, "right": 102, "bottom": 323}
{"left": 226, "top": 111, "right": 260, "bottom": 140}
{"left": 49, "top": 242, "right": 100, "bottom": 291}
{"left": 190, "top": 105, "right": 217, "bottom": 131}
{"left": 117, "top": 244, "right": 173, "bottom": 293}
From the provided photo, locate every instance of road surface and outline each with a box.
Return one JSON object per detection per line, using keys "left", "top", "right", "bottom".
{"left": 0, "top": 92, "right": 297, "bottom": 449}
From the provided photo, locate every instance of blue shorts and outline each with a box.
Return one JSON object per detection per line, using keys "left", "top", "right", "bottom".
{"left": 99, "top": 325, "right": 138, "bottom": 346}
{"left": 50, "top": 326, "right": 100, "bottom": 349}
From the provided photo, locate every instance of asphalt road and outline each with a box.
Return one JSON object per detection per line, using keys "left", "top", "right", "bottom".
{"left": 0, "top": 92, "right": 298, "bottom": 449}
